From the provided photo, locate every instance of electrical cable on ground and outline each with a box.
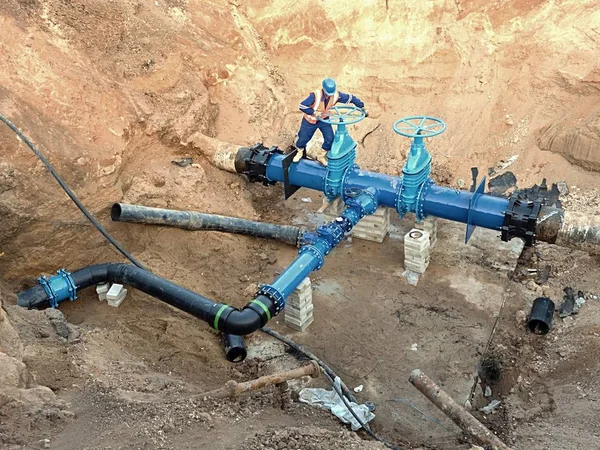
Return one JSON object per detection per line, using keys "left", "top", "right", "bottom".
{"left": 2, "top": 113, "right": 402, "bottom": 450}
{"left": 0, "top": 113, "right": 146, "bottom": 270}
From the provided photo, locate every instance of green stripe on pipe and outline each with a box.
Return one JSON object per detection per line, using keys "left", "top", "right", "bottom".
{"left": 251, "top": 299, "right": 271, "bottom": 321}
{"left": 213, "top": 304, "right": 229, "bottom": 330}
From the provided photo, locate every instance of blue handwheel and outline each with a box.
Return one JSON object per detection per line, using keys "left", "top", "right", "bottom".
{"left": 393, "top": 116, "right": 446, "bottom": 138}
{"left": 318, "top": 105, "right": 366, "bottom": 125}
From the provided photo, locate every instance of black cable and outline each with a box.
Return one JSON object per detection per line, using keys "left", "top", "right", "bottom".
{"left": 261, "top": 326, "right": 404, "bottom": 450}
{"left": 0, "top": 114, "right": 146, "bottom": 270}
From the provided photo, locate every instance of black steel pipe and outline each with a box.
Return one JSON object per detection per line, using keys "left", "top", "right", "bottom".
{"left": 17, "top": 263, "right": 277, "bottom": 336}
{"left": 111, "top": 203, "right": 305, "bottom": 247}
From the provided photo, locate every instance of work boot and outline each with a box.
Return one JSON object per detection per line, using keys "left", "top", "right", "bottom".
{"left": 292, "top": 147, "right": 306, "bottom": 163}
{"left": 316, "top": 149, "right": 328, "bottom": 166}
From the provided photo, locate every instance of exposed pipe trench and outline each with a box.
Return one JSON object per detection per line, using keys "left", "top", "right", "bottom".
{"left": 111, "top": 203, "right": 305, "bottom": 247}
{"left": 19, "top": 188, "right": 379, "bottom": 336}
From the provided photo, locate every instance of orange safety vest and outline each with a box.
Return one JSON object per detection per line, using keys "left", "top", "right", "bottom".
{"left": 303, "top": 89, "right": 340, "bottom": 124}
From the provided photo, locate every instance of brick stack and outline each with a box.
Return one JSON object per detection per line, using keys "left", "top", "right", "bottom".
{"left": 106, "top": 283, "right": 128, "bottom": 307}
{"left": 284, "top": 277, "right": 314, "bottom": 332}
{"left": 415, "top": 216, "right": 438, "bottom": 248}
{"left": 404, "top": 229, "right": 431, "bottom": 274}
{"left": 318, "top": 197, "right": 390, "bottom": 243}
{"left": 96, "top": 283, "right": 110, "bottom": 301}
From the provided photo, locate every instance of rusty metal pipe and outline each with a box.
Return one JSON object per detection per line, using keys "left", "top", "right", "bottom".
{"left": 409, "top": 369, "right": 513, "bottom": 450}
{"left": 536, "top": 206, "right": 600, "bottom": 255}
{"left": 201, "top": 361, "right": 320, "bottom": 399}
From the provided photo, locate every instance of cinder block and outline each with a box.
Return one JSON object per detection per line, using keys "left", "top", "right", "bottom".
{"left": 107, "top": 291, "right": 127, "bottom": 308}
{"left": 107, "top": 284, "right": 127, "bottom": 307}
{"left": 285, "top": 304, "right": 314, "bottom": 321}
{"left": 321, "top": 198, "right": 390, "bottom": 243}
{"left": 285, "top": 277, "right": 314, "bottom": 331}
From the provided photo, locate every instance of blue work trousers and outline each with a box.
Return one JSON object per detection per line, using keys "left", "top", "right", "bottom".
{"left": 296, "top": 119, "right": 334, "bottom": 151}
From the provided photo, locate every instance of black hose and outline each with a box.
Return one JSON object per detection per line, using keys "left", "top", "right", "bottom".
{"left": 0, "top": 114, "right": 146, "bottom": 269}
{"left": 17, "top": 263, "right": 277, "bottom": 336}
{"left": 111, "top": 203, "right": 305, "bottom": 247}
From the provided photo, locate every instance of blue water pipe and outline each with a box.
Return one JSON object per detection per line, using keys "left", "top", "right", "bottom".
{"left": 38, "top": 269, "right": 77, "bottom": 308}
{"left": 255, "top": 186, "right": 379, "bottom": 314}
{"left": 240, "top": 115, "right": 511, "bottom": 242}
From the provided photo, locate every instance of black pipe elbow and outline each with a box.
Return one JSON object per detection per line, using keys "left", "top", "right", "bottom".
{"left": 216, "top": 295, "right": 276, "bottom": 335}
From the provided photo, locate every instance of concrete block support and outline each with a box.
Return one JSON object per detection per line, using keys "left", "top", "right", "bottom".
{"left": 404, "top": 229, "right": 431, "bottom": 274}
{"left": 415, "top": 216, "right": 438, "bottom": 248}
{"left": 285, "top": 277, "right": 314, "bottom": 331}
{"left": 106, "top": 283, "right": 128, "bottom": 308}
{"left": 319, "top": 197, "right": 390, "bottom": 243}
{"left": 96, "top": 283, "right": 111, "bottom": 301}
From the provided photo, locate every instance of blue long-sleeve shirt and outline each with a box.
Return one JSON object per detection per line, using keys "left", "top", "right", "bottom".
{"left": 299, "top": 90, "right": 364, "bottom": 116}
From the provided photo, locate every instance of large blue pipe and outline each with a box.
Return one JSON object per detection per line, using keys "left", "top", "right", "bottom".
{"left": 422, "top": 185, "right": 508, "bottom": 231}
{"left": 261, "top": 153, "right": 507, "bottom": 232}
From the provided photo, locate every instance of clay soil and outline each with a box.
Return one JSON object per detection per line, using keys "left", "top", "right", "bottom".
{"left": 0, "top": 1, "right": 599, "bottom": 449}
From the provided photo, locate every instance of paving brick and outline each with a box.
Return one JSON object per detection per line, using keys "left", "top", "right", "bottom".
{"left": 285, "top": 316, "right": 314, "bottom": 332}
{"left": 96, "top": 283, "right": 111, "bottom": 301}
{"left": 404, "top": 228, "right": 431, "bottom": 274}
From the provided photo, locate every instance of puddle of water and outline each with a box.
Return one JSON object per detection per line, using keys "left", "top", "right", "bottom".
{"left": 313, "top": 279, "right": 346, "bottom": 297}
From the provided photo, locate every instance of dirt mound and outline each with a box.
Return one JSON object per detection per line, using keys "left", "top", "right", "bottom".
{"left": 238, "top": 427, "right": 387, "bottom": 450}
{"left": 0, "top": 293, "right": 77, "bottom": 447}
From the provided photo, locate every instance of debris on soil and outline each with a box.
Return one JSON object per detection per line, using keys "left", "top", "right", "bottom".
{"left": 560, "top": 287, "right": 582, "bottom": 317}
{"left": 299, "top": 378, "right": 375, "bottom": 431}
{"left": 402, "top": 270, "right": 420, "bottom": 286}
{"left": 171, "top": 157, "right": 194, "bottom": 167}
{"left": 480, "top": 399, "right": 501, "bottom": 415}
{"left": 44, "top": 308, "right": 70, "bottom": 339}
{"left": 484, "top": 386, "right": 492, "bottom": 398}
{"left": 527, "top": 297, "right": 555, "bottom": 335}
{"left": 238, "top": 427, "right": 387, "bottom": 450}
{"left": 488, "top": 155, "right": 519, "bottom": 177}
{"left": 488, "top": 171, "right": 517, "bottom": 195}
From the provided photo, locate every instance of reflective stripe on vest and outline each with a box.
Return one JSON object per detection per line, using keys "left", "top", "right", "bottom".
{"left": 303, "top": 89, "right": 339, "bottom": 124}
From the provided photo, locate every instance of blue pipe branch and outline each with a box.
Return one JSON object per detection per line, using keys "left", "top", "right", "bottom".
{"left": 256, "top": 187, "right": 379, "bottom": 314}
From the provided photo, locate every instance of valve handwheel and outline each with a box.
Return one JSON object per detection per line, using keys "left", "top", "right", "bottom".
{"left": 393, "top": 116, "right": 446, "bottom": 138}
{"left": 318, "top": 105, "right": 366, "bottom": 126}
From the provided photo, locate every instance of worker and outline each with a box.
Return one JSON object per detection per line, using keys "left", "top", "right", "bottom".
{"left": 294, "top": 78, "right": 367, "bottom": 166}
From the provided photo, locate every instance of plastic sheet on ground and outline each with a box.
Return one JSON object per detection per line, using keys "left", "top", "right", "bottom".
{"left": 299, "top": 377, "right": 375, "bottom": 431}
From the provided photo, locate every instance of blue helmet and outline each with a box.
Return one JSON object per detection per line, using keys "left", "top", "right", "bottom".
{"left": 322, "top": 78, "right": 337, "bottom": 96}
